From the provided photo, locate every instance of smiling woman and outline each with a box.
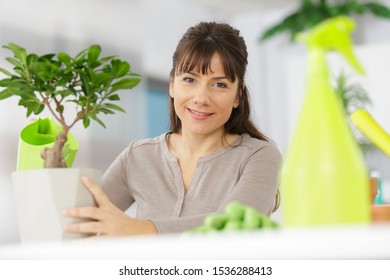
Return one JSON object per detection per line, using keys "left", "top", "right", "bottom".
{"left": 170, "top": 53, "right": 240, "bottom": 137}
{"left": 64, "top": 21, "right": 282, "bottom": 237}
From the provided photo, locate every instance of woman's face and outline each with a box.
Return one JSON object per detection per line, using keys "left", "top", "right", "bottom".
{"left": 170, "top": 53, "right": 240, "bottom": 137}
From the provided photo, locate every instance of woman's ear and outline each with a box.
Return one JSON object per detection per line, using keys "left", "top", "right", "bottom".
{"left": 233, "top": 83, "right": 244, "bottom": 108}
{"left": 169, "top": 77, "right": 174, "bottom": 98}
{"left": 233, "top": 96, "right": 239, "bottom": 108}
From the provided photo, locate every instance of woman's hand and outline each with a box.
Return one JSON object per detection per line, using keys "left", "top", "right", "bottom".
{"left": 63, "top": 176, "right": 157, "bottom": 237}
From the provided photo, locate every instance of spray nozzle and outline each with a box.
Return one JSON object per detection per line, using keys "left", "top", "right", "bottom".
{"left": 295, "top": 16, "right": 365, "bottom": 75}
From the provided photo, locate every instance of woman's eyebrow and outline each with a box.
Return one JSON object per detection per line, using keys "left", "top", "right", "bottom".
{"left": 187, "top": 71, "right": 200, "bottom": 77}
{"left": 189, "top": 71, "right": 232, "bottom": 81}
{"left": 212, "top": 76, "right": 232, "bottom": 81}
{"left": 180, "top": 71, "right": 233, "bottom": 82}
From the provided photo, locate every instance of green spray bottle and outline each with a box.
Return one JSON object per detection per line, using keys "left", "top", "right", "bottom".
{"left": 280, "top": 16, "right": 371, "bottom": 227}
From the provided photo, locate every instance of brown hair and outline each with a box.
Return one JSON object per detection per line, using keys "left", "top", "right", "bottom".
{"left": 169, "top": 21, "right": 268, "bottom": 141}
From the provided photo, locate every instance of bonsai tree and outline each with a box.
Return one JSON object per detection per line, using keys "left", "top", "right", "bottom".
{"left": 0, "top": 43, "right": 141, "bottom": 168}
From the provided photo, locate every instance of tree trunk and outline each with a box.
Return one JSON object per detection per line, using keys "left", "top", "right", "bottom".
{"left": 41, "top": 129, "right": 68, "bottom": 168}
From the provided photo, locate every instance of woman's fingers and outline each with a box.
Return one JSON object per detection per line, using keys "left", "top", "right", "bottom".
{"left": 64, "top": 220, "right": 104, "bottom": 234}
{"left": 63, "top": 206, "right": 106, "bottom": 220}
{"left": 81, "top": 176, "right": 112, "bottom": 208}
{"left": 63, "top": 176, "right": 152, "bottom": 236}
{"left": 63, "top": 206, "right": 112, "bottom": 235}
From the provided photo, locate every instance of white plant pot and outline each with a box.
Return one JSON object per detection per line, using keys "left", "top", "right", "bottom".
{"left": 12, "top": 168, "right": 102, "bottom": 243}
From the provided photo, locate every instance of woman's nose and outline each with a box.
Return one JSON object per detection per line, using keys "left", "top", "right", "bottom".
{"left": 193, "top": 85, "right": 211, "bottom": 105}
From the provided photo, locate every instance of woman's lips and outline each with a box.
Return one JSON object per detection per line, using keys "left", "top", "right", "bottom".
{"left": 187, "top": 108, "right": 213, "bottom": 120}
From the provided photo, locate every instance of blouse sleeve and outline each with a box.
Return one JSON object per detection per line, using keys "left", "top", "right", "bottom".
{"left": 101, "top": 145, "right": 135, "bottom": 212}
{"left": 222, "top": 142, "right": 282, "bottom": 215}
{"left": 150, "top": 142, "right": 282, "bottom": 234}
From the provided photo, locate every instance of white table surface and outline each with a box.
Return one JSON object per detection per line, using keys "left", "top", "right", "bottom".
{"left": 1, "top": 224, "right": 389, "bottom": 260}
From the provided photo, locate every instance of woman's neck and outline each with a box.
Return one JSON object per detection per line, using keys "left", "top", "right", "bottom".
{"left": 169, "top": 130, "right": 238, "bottom": 159}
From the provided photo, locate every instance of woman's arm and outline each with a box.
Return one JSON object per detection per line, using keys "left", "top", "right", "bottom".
{"left": 100, "top": 145, "right": 135, "bottom": 212}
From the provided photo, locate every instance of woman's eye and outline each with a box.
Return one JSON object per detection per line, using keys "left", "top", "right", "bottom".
{"left": 215, "top": 82, "right": 227, "bottom": 88}
{"left": 183, "top": 77, "right": 194, "bottom": 83}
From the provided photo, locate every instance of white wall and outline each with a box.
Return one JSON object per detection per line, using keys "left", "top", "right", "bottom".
{"left": 230, "top": 6, "right": 297, "bottom": 152}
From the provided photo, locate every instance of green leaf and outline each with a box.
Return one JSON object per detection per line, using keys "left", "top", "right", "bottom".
{"left": 88, "top": 45, "right": 101, "bottom": 65}
{"left": 260, "top": 10, "right": 317, "bottom": 42}
{"left": 73, "top": 57, "right": 87, "bottom": 67}
{"left": 24, "top": 101, "right": 42, "bottom": 117}
{"left": 79, "top": 73, "right": 92, "bottom": 95}
{"left": 98, "top": 108, "right": 115, "bottom": 114}
{"left": 102, "top": 64, "right": 111, "bottom": 74}
{"left": 107, "top": 94, "right": 120, "bottom": 101}
{"left": 29, "top": 60, "right": 60, "bottom": 82}
{"left": 0, "top": 89, "right": 13, "bottom": 100}
{"left": 364, "top": 3, "right": 390, "bottom": 18}
{"left": 82, "top": 116, "right": 91, "bottom": 128}
{"left": 26, "top": 105, "right": 35, "bottom": 117}
{"left": 5, "top": 57, "right": 24, "bottom": 69}
{"left": 18, "top": 95, "right": 39, "bottom": 107}
{"left": 102, "top": 103, "right": 125, "bottom": 113}
{"left": 56, "top": 72, "right": 74, "bottom": 87}
{"left": 41, "top": 54, "right": 56, "bottom": 61}
{"left": 94, "top": 72, "right": 112, "bottom": 88}
{"left": 34, "top": 103, "right": 45, "bottom": 114}
{"left": 86, "top": 68, "right": 96, "bottom": 83}
{"left": 89, "top": 113, "right": 106, "bottom": 128}
{"left": 3, "top": 43, "right": 27, "bottom": 66}
{"left": 0, "top": 78, "right": 13, "bottom": 87}
{"left": 110, "top": 59, "right": 121, "bottom": 75}
{"left": 26, "top": 54, "right": 38, "bottom": 67}
{"left": 115, "top": 61, "right": 130, "bottom": 78}
{"left": 110, "top": 76, "right": 141, "bottom": 93}
{"left": 58, "top": 53, "right": 72, "bottom": 65}
{"left": 74, "top": 48, "right": 88, "bottom": 60}
{"left": 99, "top": 55, "right": 117, "bottom": 63}
{"left": 6, "top": 81, "right": 34, "bottom": 96}
{"left": 345, "top": 1, "right": 365, "bottom": 14}
{"left": 0, "top": 67, "right": 14, "bottom": 77}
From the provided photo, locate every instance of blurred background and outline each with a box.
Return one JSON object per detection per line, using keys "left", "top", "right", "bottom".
{"left": 1, "top": 0, "right": 389, "bottom": 244}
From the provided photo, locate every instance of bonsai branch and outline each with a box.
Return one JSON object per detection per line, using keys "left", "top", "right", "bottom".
{"left": 41, "top": 129, "right": 68, "bottom": 168}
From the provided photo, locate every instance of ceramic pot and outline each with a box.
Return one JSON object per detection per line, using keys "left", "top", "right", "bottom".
{"left": 12, "top": 168, "right": 101, "bottom": 243}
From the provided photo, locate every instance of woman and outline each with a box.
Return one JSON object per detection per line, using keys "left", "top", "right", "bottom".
{"left": 64, "top": 22, "right": 282, "bottom": 236}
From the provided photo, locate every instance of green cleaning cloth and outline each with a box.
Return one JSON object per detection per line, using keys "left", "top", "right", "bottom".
{"left": 186, "top": 201, "right": 279, "bottom": 234}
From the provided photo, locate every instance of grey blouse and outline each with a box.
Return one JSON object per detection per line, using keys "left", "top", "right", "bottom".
{"left": 101, "top": 133, "right": 282, "bottom": 233}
